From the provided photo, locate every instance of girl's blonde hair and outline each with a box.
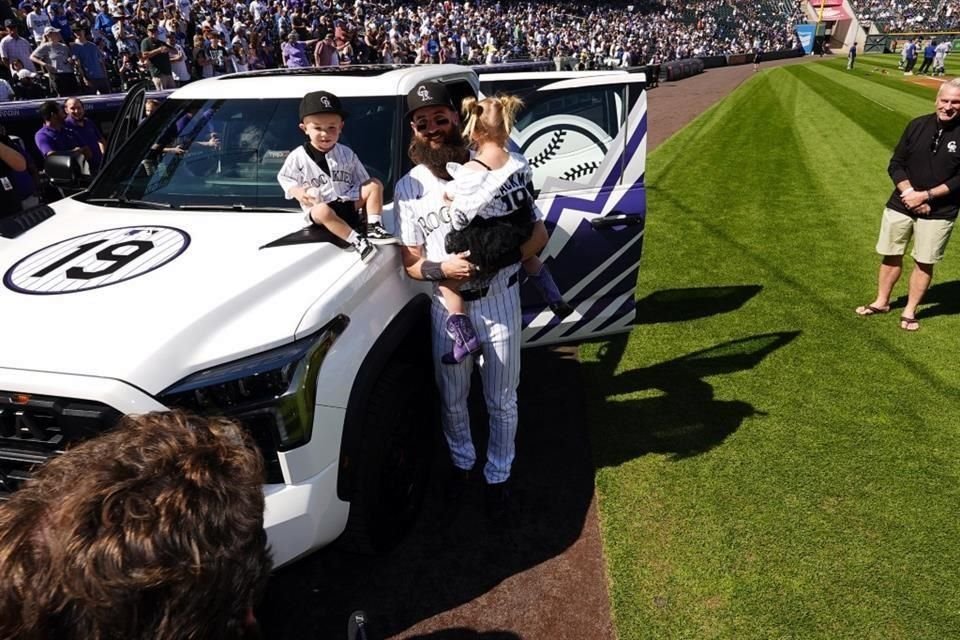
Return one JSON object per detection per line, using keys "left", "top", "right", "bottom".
{"left": 460, "top": 94, "right": 525, "bottom": 147}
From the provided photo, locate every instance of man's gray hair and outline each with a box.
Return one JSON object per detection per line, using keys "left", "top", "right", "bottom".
{"left": 938, "top": 78, "right": 960, "bottom": 95}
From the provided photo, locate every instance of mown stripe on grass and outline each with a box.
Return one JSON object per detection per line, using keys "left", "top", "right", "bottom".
{"left": 588, "top": 59, "right": 960, "bottom": 640}
{"left": 806, "top": 62, "right": 935, "bottom": 113}
{"left": 785, "top": 65, "right": 911, "bottom": 149}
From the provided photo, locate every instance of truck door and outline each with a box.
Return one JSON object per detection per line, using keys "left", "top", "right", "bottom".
{"left": 102, "top": 81, "right": 148, "bottom": 166}
{"left": 478, "top": 72, "right": 648, "bottom": 346}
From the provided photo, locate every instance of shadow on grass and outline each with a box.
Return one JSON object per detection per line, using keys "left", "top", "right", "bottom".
{"left": 892, "top": 279, "right": 960, "bottom": 320}
{"left": 634, "top": 285, "right": 762, "bottom": 324}
{"left": 585, "top": 331, "right": 800, "bottom": 467}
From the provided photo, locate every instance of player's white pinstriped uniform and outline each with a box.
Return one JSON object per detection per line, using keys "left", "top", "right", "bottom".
{"left": 396, "top": 163, "right": 542, "bottom": 484}
{"left": 276, "top": 142, "right": 369, "bottom": 217}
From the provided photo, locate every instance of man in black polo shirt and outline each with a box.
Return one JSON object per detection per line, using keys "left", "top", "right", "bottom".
{"left": 856, "top": 78, "right": 960, "bottom": 331}
{"left": 140, "top": 23, "right": 174, "bottom": 89}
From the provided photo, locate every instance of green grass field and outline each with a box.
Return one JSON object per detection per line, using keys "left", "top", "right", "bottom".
{"left": 582, "top": 54, "right": 960, "bottom": 639}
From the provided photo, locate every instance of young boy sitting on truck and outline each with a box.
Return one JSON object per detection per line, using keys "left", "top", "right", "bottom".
{"left": 277, "top": 90, "right": 394, "bottom": 263}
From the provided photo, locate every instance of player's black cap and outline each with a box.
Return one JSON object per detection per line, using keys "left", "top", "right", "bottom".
{"left": 299, "top": 90, "right": 348, "bottom": 121}
{"left": 405, "top": 81, "right": 455, "bottom": 120}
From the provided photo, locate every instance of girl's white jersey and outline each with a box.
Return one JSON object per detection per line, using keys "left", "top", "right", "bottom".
{"left": 276, "top": 143, "right": 371, "bottom": 214}
{"left": 443, "top": 151, "right": 542, "bottom": 230}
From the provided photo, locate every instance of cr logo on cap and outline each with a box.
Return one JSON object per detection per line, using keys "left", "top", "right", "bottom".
{"left": 417, "top": 85, "right": 432, "bottom": 101}
{"left": 320, "top": 96, "right": 332, "bottom": 108}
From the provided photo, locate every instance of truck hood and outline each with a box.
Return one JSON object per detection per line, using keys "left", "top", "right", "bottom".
{"left": 0, "top": 200, "right": 357, "bottom": 394}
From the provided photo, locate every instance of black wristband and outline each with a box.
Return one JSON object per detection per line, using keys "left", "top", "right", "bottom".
{"left": 421, "top": 260, "right": 445, "bottom": 281}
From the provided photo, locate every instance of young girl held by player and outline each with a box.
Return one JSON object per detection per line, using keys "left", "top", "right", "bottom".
{"left": 439, "top": 93, "right": 574, "bottom": 364}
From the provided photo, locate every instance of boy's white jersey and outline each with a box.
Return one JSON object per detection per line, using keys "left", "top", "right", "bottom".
{"left": 276, "top": 142, "right": 371, "bottom": 214}
{"left": 443, "top": 152, "right": 542, "bottom": 230}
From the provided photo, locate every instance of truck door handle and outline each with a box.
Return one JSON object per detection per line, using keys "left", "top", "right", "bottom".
{"left": 590, "top": 212, "right": 643, "bottom": 230}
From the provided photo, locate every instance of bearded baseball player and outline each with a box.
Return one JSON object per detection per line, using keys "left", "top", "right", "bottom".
{"left": 396, "top": 81, "right": 548, "bottom": 523}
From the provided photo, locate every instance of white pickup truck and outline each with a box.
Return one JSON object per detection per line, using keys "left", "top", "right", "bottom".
{"left": 0, "top": 63, "right": 648, "bottom": 567}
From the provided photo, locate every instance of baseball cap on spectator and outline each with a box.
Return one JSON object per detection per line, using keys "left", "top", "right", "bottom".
{"left": 405, "top": 81, "right": 455, "bottom": 119}
{"left": 17, "top": 68, "right": 36, "bottom": 79}
{"left": 42, "top": 26, "right": 60, "bottom": 36}
{"left": 3, "top": 19, "right": 16, "bottom": 28}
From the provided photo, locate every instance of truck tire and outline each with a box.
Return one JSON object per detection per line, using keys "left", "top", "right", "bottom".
{"left": 339, "top": 359, "right": 435, "bottom": 553}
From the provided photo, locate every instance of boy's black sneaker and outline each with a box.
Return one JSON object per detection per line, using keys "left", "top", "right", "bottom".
{"left": 352, "top": 236, "right": 377, "bottom": 263}
{"left": 365, "top": 221, "right": 398, "bottom": 244}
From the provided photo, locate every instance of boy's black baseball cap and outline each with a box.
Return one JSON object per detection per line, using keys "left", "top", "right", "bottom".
{"left": 405, "top": 81, "right": 455, "bottom": 120}
{"left": 299, "top": 90, "right": 348, "bottom": 121}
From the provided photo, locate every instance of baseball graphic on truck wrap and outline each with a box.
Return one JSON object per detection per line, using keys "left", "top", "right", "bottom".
{"left": 515, "top": 115, "right": 611, "bottom": 191}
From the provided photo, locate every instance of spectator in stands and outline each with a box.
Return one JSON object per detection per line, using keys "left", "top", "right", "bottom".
{"left": 281, "top": 30, "right": 314, "bottom": 67}
{"left": 169, "top": 37, "right": 190, "bottom": 85}
{"left": 118, "top": 50, "right": 142, "bottom": 89}
{"left": 14, "top": 66, "right": 44, "bottom": 98}
{"left": 1, "top": 18, "right": 36, "bottom": 72}
{"left": 314, "top": 30, "right": 338, "bottom": 66}
{"left": 856, "top": 79, "right": 960, "bottom": 332}
{"left": 0, "top": 411, "right": 272, "bottom": 640}
{"left": 207, "top": 30, "right": 234, "bottom": 75}
{"left": 25, "top": 2, "right": 49, "bottom": 45}
{"left": 71, "top": 26, "right": 110, "bottom": 94}
{"left": 64, "top": 96, "right": 104, "bottom": 172}
{"left": 48, "top": 3, "right": 72, "bottom": 42}
{"left": 34, "top": 99, "right": 90, "bottom": 165}
{"left": 0, "top": 71, "right": 11, "bottom": 100}
{"left": 141, "top": 23, "right": 175, "bottom": 88}
{"left": 31, "top": 25, "right": 80, "bottom": 96}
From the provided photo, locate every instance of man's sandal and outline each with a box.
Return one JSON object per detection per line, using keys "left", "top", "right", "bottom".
{"left": 900, "top": 316, "right": 920, "bottom": 332}
{"left": 855, "top": 304, "right": 890, "bottom": 316}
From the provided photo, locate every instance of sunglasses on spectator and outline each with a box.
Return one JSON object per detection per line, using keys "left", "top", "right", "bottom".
{"left": 414, "top": 117, "right": 451, "bottom": 131}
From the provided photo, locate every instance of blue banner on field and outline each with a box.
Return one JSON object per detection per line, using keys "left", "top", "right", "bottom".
{"left": 796, "top": 25, "right": 816, "bottom": 53}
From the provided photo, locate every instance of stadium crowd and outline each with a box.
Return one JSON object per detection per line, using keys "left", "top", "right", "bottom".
{"left": 852, "top": 0, "right": 960, "bottom": 32}
{"left": 0, "top": 0, "right": 803, "bottom": 101}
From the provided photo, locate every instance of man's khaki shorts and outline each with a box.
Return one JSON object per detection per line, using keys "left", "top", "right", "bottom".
{"left": 876, "top": 207, "right": 956, "bottom": 264}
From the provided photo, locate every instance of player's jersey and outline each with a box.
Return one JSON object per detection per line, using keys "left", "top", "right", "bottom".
{"left": 276, "top": 143, "right": 370, "bottom": 214}
{"left": 443, "top": 152, "right": 541, "bottom": 230}
{"left": 396, "top": 163, "right": 541, "bottom": 292}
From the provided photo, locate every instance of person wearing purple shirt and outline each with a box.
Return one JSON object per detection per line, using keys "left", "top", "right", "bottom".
{"left": 281, "top": 31, "right": 317, "bottom": 68}
{"left": 65, "top": 97, "right": 104, "bottom": 172}
{"left": 34, "top": 100, "right": 91, "bottom": 169}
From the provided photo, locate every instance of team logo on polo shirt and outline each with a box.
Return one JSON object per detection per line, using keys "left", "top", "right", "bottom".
{"left": 4, "top": 226, "right": 190, "bottom": 295}
{"left": 949, "top": 140, "right": 957, "bottom": 153}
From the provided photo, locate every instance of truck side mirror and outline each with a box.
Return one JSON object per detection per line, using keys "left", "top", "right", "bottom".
{"left": 45, "top": 150, "right": 89, "bottom": 187}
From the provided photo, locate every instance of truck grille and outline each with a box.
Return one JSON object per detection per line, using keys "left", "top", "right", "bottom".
{"left": 0, "top": 391, "right": 122, "bottom": 498}
{"left": 0, "top": 392, "right": 285, "bottom": 496}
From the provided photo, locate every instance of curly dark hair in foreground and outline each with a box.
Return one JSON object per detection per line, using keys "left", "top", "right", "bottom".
{"left": 0, "top": 411, "right": 272, "bottom": 640}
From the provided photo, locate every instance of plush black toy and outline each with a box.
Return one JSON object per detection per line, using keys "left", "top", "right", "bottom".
{"left": 444, "top": 204, "right": 534, "bottom": 277}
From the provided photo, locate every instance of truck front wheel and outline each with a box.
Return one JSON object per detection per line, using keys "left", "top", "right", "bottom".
{"left": 340, "top": 359, "right": 435, "bottom": 553}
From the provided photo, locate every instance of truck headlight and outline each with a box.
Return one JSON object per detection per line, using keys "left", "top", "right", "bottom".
{"left": 157, "top": 315, "right": 349, "bottom": 453}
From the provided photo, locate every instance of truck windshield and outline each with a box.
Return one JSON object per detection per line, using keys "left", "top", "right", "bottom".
{"left": 85, "top": 96, "right": 398, "bottom": 210}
